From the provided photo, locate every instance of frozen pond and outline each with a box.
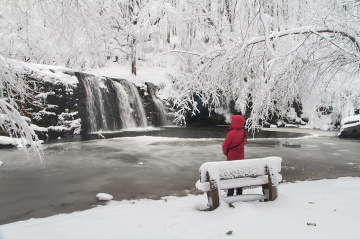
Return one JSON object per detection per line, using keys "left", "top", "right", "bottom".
{"left": 0, "top": 126, "right": 359, "bottom": 225}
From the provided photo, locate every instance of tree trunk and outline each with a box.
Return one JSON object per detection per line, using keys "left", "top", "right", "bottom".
{"left": 130, "top": 35, "right": 137, "bottom": 75}
{"left": 131, "top": 56, "right": 137, "bottom": 75}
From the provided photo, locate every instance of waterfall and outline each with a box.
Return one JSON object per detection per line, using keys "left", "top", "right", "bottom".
{"left": 112, "top": 80, "right": 148, "bottom": 129}
{"left": 82, "top": 75, "right": 110, "bottom": 132}
{"left": 146, "top": 82, "right": 172, "bottom": 126}
{"left": 80, "top": 74, "right": 148, "bottom": 132}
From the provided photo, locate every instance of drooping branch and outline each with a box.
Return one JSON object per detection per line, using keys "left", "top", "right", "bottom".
{"left": 245, "top": 26, "right": 360, "bottom": 56}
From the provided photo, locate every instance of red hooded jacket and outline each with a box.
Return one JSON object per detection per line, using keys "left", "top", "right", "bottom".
{"left": 222, "top": 115, "right": 247, "bottom": 161}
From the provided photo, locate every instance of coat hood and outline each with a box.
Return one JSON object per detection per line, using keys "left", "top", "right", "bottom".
{"left": 228, "top": 115, "right": 245, "bottom": 131}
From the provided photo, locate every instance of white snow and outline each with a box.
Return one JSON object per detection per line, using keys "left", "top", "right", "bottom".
{"left": 0, "top": 136, "right": 43, "bottom": 148}
{"left": 341, "top": 115, "right": 360, "bottom": 125}
{"left": 0, "top": 177, "right": 359, "bottom": 239}
{"left": 47, "top": 126, "right": 67, "bottom": 132}
{"left": 9, "top": 59, "right": 78, "bottom": 85}
{"left": 338, "top": 114, "right": 360, "bottom": 136}
{"left": 198, "top": 157, "right": 282, "bottom": 182}
{"left": 0, "top": 136, "right": 18, "bottom": 146}
{"left": 86, "top": 61, "right": 178, "bottom": 100}
{"left": 86, "top": 61, "right": 175, "bottom": 88}
{"left": 30, "top": 124, "right": 48, "bottom": 132}
{"left": 96, "top": 193, "right": 114, "bottom": 201}
{"left": 340, "top": 122, "right": 360, "bottom": 130}
{"left": 0, "top": 161, "right": 3, "bottom": 166}
{"left": 10, "top": 60, "right": 79, "bottom": 85}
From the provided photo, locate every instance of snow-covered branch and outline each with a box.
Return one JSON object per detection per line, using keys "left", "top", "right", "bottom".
{"left": 0, "top": 54, "right": 42, "bottom": 157}
{"left": 245, "top": 26, "right": 360, "bottom": 57}
{"left": 166, "top": 0, "right": 360, "bottom": 129}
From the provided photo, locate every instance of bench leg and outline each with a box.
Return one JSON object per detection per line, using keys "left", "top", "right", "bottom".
{"left": 262, "top": 172, "right": 277, "bottom": 201}
{"left": 207, "top": 178, "right": 220, "bottom": 210}
{"left": 201, "top": 172, "right": 220, "bottom": 211}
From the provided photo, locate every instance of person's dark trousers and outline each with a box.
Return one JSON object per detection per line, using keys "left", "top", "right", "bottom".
{"left": 227, "top": 187, "right": 243, "bottom": 196}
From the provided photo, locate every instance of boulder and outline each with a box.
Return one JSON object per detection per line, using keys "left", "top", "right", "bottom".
{"left": 338, "top": 115, "right": 360, "bottom": 139}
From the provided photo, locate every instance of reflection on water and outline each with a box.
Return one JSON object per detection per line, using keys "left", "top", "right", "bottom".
{"left": 0, "top": 126, "right": 359, "bottom": 225}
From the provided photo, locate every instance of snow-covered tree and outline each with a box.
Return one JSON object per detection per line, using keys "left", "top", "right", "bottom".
{"left": 0, "top": 55, "right": 42, "bottom": 155}
{"left": 0, "top": 0, "right": 110, "bottom": 69}
{"left": 1, "top": 0, "right": 359, "bottom": 138}
{"left": 167, "top": 0, "right": 360, "bottom": 129}
{"left": 100, "top": 0, "right": 181, "bottom": 75}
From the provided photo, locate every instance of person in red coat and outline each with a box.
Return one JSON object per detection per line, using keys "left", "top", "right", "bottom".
{"left": 222, "top": 115, "right": 247, "bottom": 196}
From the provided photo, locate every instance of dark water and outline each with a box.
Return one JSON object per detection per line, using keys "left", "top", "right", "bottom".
{"left": 42, "top": 125, "right": 310, "bottom": 143}
{"left": 0, "top": 126, "right": 359, "bottom": 225}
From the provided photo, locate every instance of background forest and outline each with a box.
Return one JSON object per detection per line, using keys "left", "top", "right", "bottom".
{"left": 1, "top": 0, "right": 360, "bottom": 141}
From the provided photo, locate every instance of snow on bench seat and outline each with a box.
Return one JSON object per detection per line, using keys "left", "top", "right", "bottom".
{"left": 196, "top": 157, "right": 282, "bottom": 211}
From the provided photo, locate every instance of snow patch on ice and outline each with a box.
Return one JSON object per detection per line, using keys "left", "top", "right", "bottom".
{"left": 96, "top": 193, "right": 113, "bottom": 201}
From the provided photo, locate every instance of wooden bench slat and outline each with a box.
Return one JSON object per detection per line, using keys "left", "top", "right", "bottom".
{"left": 222, "top": 194, "right": 268, "bottom": 204}
{"left": 217, "top": 176, "right": 268, "bottom": 189}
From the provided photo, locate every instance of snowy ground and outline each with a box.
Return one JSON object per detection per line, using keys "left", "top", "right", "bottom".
{"left": 1, "top": 177, "right": 359, "bottom": 239}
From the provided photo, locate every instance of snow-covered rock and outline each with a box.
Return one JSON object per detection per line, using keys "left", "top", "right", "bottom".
{"left": 30, "top": 124, "right": 48, "bottom": 132}
{"left": 338, "top": 115, "right": 360, "bottom": 138}
{"left": 341, "top": 115, "right": 360, "bottom": 125}
{"left": 96, "top": 193, "right": 113, "bottom": 201}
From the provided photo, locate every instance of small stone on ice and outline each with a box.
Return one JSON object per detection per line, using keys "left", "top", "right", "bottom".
{"left": 96, "top": 193, "right": 113, "bottom": 201}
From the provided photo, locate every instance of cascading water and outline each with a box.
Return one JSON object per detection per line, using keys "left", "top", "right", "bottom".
{"left": 112, "top": 80, "right": 148, "bottom": 129}
{"left": 81, "top": 74, "right": 148, "bottom": 132}
{"left": 82, "top": 76, "right": 110, "bottom": 132}
{"left": 146, "top": 82, "right": 172, "bottom": 126}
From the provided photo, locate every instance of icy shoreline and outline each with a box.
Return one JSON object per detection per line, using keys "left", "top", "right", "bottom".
{"left": 261, "top": 127, "right": 339, "bottom": 137}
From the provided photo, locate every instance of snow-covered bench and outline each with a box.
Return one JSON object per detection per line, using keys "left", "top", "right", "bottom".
{"left": 196, "top": 157, "right": 282, "bottom": 211}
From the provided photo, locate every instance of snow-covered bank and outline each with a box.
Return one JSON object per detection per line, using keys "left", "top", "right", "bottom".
{"left": 0, "top": 136, "right": 43, "bottom": 148}
{"left": 1, "top": 177, "right": 359, "bottom": 239}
